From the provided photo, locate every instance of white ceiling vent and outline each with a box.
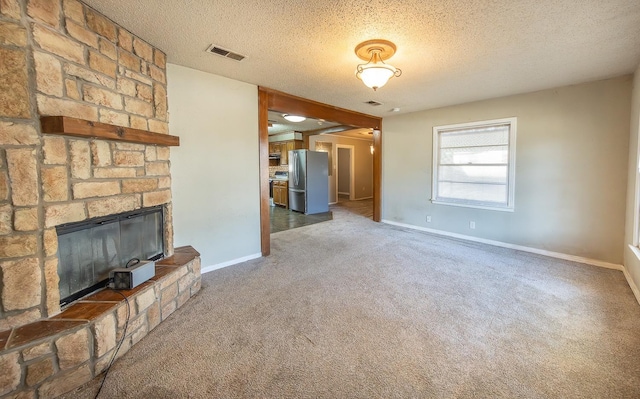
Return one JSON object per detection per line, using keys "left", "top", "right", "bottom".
{"left": 206, "top": 44, "right": 245, "bottom": 61}
{"left": 365, "top": 100, "right": 383, "bottom": 106}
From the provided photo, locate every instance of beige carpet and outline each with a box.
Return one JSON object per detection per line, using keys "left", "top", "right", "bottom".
{"left": 64, "top": 201, "right": 640, "bottom": 398}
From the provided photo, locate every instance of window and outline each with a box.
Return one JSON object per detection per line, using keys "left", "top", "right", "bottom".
{"left": 432, "top": 118, "right": 517, "bottom": 211}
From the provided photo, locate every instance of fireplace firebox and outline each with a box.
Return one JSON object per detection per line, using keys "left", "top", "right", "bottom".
{"left": 56, "top": 206, "right": 165, "bottom": 306}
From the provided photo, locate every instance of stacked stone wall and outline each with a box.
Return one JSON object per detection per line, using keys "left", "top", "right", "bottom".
{"left": 0, "top": 249, "right": 200, "bottom": 398}
{"left": 1, "top": 0, "right": 173, "bottom": 333}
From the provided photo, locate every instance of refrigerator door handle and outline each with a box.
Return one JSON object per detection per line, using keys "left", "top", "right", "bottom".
{"left": 292, "top": 152, "right": 295, "bottom": 184}
{"left": 294, "top": 152, "right": 300, "bottom": 186}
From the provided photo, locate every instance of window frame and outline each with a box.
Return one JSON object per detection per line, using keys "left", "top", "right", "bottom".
{"left": 634, "top": 118, "right": 640, "bottom": 248}
{"left": 431, "top": 117, "right": 517, "bottom": 212}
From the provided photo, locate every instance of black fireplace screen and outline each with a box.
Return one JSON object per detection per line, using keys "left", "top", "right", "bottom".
{"left": 56, "top": 206, "right": 164, "bottom": 306}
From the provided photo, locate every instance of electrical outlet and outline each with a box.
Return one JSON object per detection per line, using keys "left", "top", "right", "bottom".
{"left": 470, "top": 221, "right": 476, "bottom": 229}
{"left": 426, "top": 215, "right": 432, "bottom": 223}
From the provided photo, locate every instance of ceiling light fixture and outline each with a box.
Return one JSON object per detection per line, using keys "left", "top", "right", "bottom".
{"left": 283, "top": 114, "right": 306, "bottom": 123}
{"left": 355, "top": 39, "right": 402, "bottom": 91}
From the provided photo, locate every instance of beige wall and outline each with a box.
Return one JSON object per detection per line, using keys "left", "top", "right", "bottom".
{"left": 308, "top": 134, "right": 374, "bottom": 202}
{"left": 383, "top": 76, "right": 632, "bottom": 264}
{"left": 338, "top": 148, "right": 351, "bottom": 194}
{"left": 624, "top": 64, "right": 640, "bottom": 296}
{"left": 168, "top": 64, "right": 261, "bottom": 268}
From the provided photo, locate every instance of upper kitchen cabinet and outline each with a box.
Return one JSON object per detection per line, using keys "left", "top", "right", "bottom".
{"left": 289, "top": 140, "right": 304, "bottom": 151}
{"left": 280, "top": 142, "right": 288, "bottom": 165}
{"left": 276, "top": 140, "right": 304, "bottom": 165}
{"left": 269, "top": 142, "right": 278, "bottom": 154}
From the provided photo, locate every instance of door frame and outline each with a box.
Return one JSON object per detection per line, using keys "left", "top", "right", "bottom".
{"left": 336, "top": 144, "right": 355, "bottom": 201}
{"left": 258, "top": 87, "right": 382, "bottom": 256}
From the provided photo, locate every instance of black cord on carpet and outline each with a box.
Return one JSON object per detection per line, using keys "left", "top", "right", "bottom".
{"left": 94, "top": 288, "right": 131, "bottom": 399}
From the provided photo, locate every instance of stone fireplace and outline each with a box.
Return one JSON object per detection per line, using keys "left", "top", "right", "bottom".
{"left": 0, "top": 0, "right": 176, "bottom": 328}
{"left": 0, "top": 0, "right": 201, "bottom": 397}
{"left": 56, "top": 205, "right": 165, "bottom": 306}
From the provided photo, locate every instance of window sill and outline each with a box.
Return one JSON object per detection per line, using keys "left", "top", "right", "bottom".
{"left": 431, "top": 200, "right": 515, "bottom": 212}
{"left": 629, "top": 244, "right": 640, "bottom": 262}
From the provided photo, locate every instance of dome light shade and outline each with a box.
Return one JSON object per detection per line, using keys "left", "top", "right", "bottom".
{"left": 283, "top": 114, "right": 306, "bottom": 122}
{"left": 354, "top": 40, "right": 402, "bottom": 91}
{"left": 356, "top": 63, "right": 398, "bottom": 90}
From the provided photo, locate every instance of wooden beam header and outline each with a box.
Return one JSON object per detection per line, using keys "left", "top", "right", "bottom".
{"left": 259, "top": 87, "right": 382, "bottom": 130}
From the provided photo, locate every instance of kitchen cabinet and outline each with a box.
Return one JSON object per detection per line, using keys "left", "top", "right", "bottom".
{"left": 279, "top": 142, "right": 288, "bottom": 165}
{"left": 273, "top": 183, "right": 281, "bottom": 204}
{"left": 288, "top": 140, "right": 304, "bottom": 152}
{"left": 272, "top": 180, "right": 288, "bottom": 208}
{"left": 269, "top": 140, "right": 304, "bottom": 165}
{"left": 279, "top": 140, "right": 304, "bottom": 165}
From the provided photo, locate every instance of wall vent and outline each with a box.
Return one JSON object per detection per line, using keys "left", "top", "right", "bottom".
{"left": 206, "top": 44, "right": 246, "bottom": 61}
{"left": 365, "top": 100, "right": 383, "bottom": 106}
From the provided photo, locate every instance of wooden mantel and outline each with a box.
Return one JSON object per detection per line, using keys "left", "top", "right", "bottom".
{"left": 40, "top": 116, "right": 180, "bottom": 146}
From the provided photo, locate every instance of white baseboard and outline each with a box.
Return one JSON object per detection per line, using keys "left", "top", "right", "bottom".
{"left": 622, "top": 247, "right": 640, "bottom": 305}
{"left": 622, "top": 267, "right": 640, "bottom": 305}
{"left": 338, "top": 192, "right": 350, "bottom": 195}
{"left": 201, "top": 252, "right": 262, "bottom": 274}
{"left": 381, "top": 219, "right": 623, "bottom": 271}
{"left": 354, "top": 196, "right": 373, "bottom": 201}
{"left": 329, "top": 201, "right": 338, "bottom": 205}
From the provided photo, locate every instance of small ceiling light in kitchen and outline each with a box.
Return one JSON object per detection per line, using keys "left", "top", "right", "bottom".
{"left": 361, "top": 129, "right": 374, "bottom": 136}
{"left": 355, "top": 39, "right": 402, "bottom": 91}
{"left": 283, "top": 114, "right": 306, "bottom": 123}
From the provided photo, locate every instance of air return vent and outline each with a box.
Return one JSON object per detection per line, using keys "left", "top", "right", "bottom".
{"left": 206, "top": 44, "right": 245, "bottom": 61}
{"left": 365, "top": 100, "right": 383, "bottom": 106}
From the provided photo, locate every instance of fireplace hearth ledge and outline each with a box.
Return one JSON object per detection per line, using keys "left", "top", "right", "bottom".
{"left": 0, "top": 246, "right": 201, "bottom": 398}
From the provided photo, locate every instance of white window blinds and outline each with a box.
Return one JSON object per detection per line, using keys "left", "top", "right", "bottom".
{"left": 432, "top": 118, "right": 516, "bottom": 211}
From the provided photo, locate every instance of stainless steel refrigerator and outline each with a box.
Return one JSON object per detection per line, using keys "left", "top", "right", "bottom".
{"left": 288, "top": 150, "right": 329, "bottom": 214}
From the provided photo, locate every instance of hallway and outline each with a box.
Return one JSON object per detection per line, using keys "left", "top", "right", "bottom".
{"left": 334, "top": 196, "right": 373, "bottom": 219}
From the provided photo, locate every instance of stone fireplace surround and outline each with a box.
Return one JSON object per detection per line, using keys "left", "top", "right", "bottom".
{"left": 0, "top": 0, "right": 202, "bottom": 397}
{"left": 0, "top": 119, "right": 204, "bottom": 396}
{"left": 1, "top": 246, "right": 201, "bottom": 398}
{"left": 1, "top": 0, "right": 175, "bottom": 328}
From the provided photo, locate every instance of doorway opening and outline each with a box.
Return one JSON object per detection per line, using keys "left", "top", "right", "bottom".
{"left": 336, "top": 145, "right": 354, "bottom": 202}
{"left": 258, "top": 88, "right": 382, "bottom": 255}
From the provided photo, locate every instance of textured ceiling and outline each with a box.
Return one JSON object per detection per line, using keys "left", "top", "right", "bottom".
{"left": 84, "top": 0, "right": 640, "bottom": 117}
{"left": 268, "top": 111, "right": 372, "bottom": 141}
{"left": 267, "top": 111, "right": 340, "bottom": 135}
